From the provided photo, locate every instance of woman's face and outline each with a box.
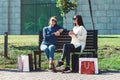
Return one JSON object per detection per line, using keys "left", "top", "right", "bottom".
{"left": 49, "top": 18, "right": 57, "bottom": 27}
{"left": 73, "top": 16, "right": 77, "bottom": 24}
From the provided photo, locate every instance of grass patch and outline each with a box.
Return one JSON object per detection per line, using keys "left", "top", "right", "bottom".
{"left": 0, "top": 35, "right": 120, "bottom": 70}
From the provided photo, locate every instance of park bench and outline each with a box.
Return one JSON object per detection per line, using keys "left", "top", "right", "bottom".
{"left": 34, "top": 30, "right": 98, "bottom": 70}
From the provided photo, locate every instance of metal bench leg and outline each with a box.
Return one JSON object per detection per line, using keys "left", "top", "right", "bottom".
{"left": 38, "top": 52, "right": 41, "bottom": 69}
{"left": 34, "top": 50, "right": 41, "bottom": 70}
{"left": 28, "top": 54, "right": 33, "bottom": 71}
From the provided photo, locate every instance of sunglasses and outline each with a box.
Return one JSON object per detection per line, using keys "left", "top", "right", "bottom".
{"left": 72, "top": 18, "right": 76, "bottom": 20}
{"left": 52, "top": 19, "right": 57, "bottom": 22}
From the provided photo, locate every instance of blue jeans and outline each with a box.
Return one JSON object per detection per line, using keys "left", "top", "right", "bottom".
{"left": 40, "top": 44, "right": 55, "bottom": 60}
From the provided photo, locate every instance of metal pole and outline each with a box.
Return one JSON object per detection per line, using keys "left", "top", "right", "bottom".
{"left": 88, "top": 0, "right": 95, "bottom": 30}
{"left": 8, "top": 0, "right": 10, "bottom": 33}
{"left": 4, "top": 32, "right": 8, "bottom": 58}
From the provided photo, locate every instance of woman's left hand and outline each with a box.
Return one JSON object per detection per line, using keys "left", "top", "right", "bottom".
{"left": 58, "top": 29, "right": 63, "bottom": 33}
{"left": 54, "top": 31, "right": 60, "bottom": 36}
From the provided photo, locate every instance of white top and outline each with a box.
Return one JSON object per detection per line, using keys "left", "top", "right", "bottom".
{"left": 70, "top": 26, "right": 87, "bottom": 52}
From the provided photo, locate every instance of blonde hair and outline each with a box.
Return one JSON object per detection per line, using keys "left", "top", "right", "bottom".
{"left": 49, "top": 16, "right": 57, "bottom": 25}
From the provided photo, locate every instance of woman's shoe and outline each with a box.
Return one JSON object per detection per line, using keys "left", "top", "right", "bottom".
{"left": 56, "top": 60, "right": 64, "bottom": 67}
{"left": 51, "top": 63, "right": 57, "bottom": 72}
{"left": 49, "top": 63, "right": 52, "bottom": 70}
{"left": 62, "top": 66, "right": 71, "bottom": 73}
{"left": 49, "top": 60, "right": 53, "bottom": 70}
{"left": 49, "top": 60, "right": 56, "bottom": 72}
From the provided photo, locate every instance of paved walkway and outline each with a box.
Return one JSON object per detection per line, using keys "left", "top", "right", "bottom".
{"left": 0, "top": 69, "right": 120, "bottom": 80}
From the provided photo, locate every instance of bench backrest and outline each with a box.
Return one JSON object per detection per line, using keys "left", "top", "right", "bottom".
{"left": 39, "top": 30, "right": 98, "bottom": 53}
{"left": 84, "top": 30, "right": 98, "bottom": 53}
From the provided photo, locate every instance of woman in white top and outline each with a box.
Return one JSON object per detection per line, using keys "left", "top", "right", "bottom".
{"left": 56, "top": 15, "right": 87, "bottom": 73}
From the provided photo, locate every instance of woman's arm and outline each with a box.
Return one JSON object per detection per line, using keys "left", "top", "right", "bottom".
{"left": 43, "top": 27, "right": 55, "bottom": 40}
{"left": 76, "top": 27, "right": 87, "bottom": 41}
{"left": 68, "top": 31, "right": 76, "bottom": 37}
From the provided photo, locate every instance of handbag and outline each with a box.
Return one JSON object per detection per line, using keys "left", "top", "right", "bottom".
{"left": 79, "top": 58, "right": 98, "bottom": 74}
{"left": 81, "top": 61, "right": 95, "bottom": 74}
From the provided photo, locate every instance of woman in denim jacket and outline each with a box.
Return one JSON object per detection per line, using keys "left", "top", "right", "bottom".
{"left": 40, "top": 16, "right": 63, "bottom": 72}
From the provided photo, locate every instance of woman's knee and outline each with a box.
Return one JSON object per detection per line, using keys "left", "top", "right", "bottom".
{"left": 49, "top": 45, "right": 55, "bottom": 50}
{"left": 40, "top": 45, "right": 48, "bottom": 51}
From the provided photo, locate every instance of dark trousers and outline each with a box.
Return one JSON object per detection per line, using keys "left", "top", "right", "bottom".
{"left": 61, "top": 43, "right": 81, "bottom": 66}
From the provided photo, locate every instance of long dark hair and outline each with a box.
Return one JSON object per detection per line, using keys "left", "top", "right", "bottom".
{"left": 74, "top": 15, "right": 84, "bottom": 27}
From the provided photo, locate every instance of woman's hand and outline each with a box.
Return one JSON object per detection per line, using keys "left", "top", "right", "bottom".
{"left": 58, "top": 29, "right": 63, "bottom": 33}
{"left": 69, "top": 31, "right": 76, "bottom": 37}
{"left": 54, "top": 29, "right": 63, "bottom": 36}
{"left": 54, "top": 31, "right": 60, "bottom": 36}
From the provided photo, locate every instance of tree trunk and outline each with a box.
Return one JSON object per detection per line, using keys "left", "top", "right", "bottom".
{"left": 64, "top": 14, "right": 67, "bottom": 29}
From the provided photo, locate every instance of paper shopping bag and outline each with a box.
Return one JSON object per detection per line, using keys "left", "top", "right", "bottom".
{"left": 81, "top": 61, "right": 95, "bottom": 74}
{"left": 18, "top": 55, "right": 23, "bottom": 72}
{"left": 79, "top": 58, "right": 99, "bottom": 74}
{"left": 21, "top": 55, "right": 30, "bottom": 72}
{"left": 18, "top": 54, "right": 33, "bottom": 72}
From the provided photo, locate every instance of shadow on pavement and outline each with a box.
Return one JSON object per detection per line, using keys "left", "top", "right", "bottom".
{"left": 98, "top": 70, "right": 120, "bottom": 75}
{"left": 0, "top": 69, "right": 48, "bottom": 73}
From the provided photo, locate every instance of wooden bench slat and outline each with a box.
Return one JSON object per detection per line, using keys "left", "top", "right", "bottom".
{"left": 57, "top": 36, "right": 71, "bottom": 38}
